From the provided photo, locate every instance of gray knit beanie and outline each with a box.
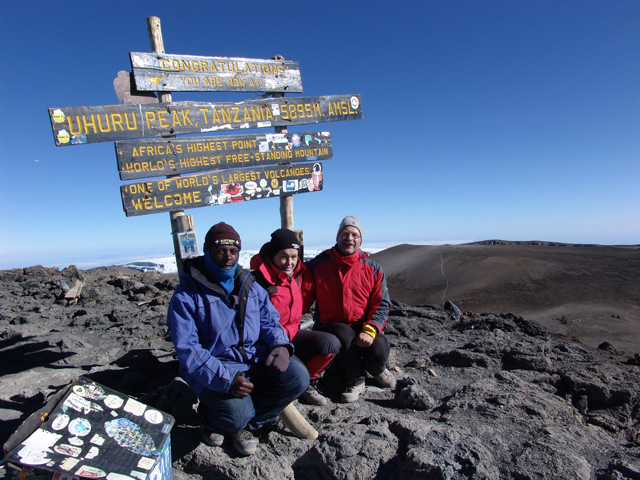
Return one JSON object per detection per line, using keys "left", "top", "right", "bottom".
{"left": 336, "top": 215, "right": 364, "bottom": 241}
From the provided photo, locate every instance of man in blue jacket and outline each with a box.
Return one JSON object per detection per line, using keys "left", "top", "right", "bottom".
{"left": 167, "top": 222, "right": 308, "bottom": 455}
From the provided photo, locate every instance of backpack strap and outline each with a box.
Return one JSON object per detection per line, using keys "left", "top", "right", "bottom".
{"left": 234, "top": 270, "right": 254, "bottom": 363}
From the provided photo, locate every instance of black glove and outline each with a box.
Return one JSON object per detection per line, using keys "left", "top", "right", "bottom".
{"left": 264, "top": 346, "right": 290, "bottom": 374}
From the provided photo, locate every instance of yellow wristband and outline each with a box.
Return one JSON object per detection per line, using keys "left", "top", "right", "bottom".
{"left": 361, "top": 324, "right": 378, "bottom": 339}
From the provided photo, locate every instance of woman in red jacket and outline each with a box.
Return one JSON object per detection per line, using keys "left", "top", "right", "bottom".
{"left": 251, "top": 229, "right": 340, "bottom": 405}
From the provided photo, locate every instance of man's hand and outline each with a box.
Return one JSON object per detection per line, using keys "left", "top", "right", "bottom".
{"left": 229, "top": 375, "right": 253, "bottom": 398}
{"left": 264, "top": 346, "right": 290, "bottom": 374}
{"left": 354, "top": 332, "right": 374, "bottom": 347}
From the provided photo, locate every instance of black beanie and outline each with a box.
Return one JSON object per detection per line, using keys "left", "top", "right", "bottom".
{"left": 204, "top": 222, "right": 241, "bottom": 251}
{"left": 267, "top": 229, "right": 300, "bottom": 259}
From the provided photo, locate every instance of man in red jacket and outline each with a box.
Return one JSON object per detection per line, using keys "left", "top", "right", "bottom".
{"left": 302, "top": 216, "right": 395, "bottom": 403}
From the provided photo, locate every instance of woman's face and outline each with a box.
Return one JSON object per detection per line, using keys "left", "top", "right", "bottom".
{"left": 272, "top": 248, "right": 299, "bottom": 276}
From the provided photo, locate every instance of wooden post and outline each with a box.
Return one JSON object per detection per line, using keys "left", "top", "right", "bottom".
{"left": 269, "top": 60, "right": 295, "bottom": 232}
{"left": 147, "top": 16, "right": 193, "bottom": 274}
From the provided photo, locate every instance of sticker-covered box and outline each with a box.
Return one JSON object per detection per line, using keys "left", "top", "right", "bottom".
{"left": 3, "top": 377, "right": 174, "bottom": 480}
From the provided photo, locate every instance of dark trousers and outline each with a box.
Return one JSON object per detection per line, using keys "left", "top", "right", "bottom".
{"left": 317, "top": 322, "right": 390, "bottom": 385}
{"left": 198, "top": 356, "right": 308, "bottom": 433}
{"left": 292, "top": 329, "right": 341, "bottom": 380}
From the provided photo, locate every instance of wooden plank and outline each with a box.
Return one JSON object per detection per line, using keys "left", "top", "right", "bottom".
{"left": 130, "top": 52, "right": 302, "bottom": 93}
{"left": 48, "top": 95, "right": 362, "bottom": 146}
{"left": 64, "top": 280, "right": 84, "bottom": 303}
{"left": 121, "top": 161, "right": 324, "bottom": 217}
{"left": 115, "top": 131, "right": 332, "bottom": 180}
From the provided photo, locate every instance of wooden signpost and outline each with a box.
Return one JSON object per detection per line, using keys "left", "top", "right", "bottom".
{"left": 121, "top": 161, "right": 323, "bottom": 217}
{"left": 130, "top": 52, "right": 302, "bottom": 93}
{"left": 47, "top": 15, "right": 363, "bottom": 273}
{"left": 116, "top": 131, "right": 332, "bottom": 180}
{"left": 49, "top": 95, "right": 361, "bottom": 146}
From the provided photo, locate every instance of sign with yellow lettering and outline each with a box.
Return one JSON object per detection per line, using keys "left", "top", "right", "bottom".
{"left": 49, "top": 95, "right": 361, "bottom": 146}
{"left": 116, "top": 131, "right": 332, "bottom": 180}
{"left": 130, "top": 52, "right": 303, "bottom": 93}
{"left": 121, "top": 162, "right": 323, "bottom": 216}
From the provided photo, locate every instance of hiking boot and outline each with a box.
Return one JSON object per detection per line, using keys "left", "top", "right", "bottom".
{"left": 200, "top": 427, "right": 224, "bottom": 447}
{"left": 374, "top": 368, "right": 396, "bottom": 389}
{"left": 300, "top": 385, "right": 327, "bottom": 405}
{"left": 340, "top": 379, "right": 366, "bottom": 403}
{"left": 232, "top": 429, "right": 258, "bottom": 456}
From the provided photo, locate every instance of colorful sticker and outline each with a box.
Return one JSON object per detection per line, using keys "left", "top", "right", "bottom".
{"left": 64, "top": 392, "right": 92, "bottom": 414}
{"left": 123, "top": 398, "right": 146, "bottom": 416}
{"left": 73, "top": 386, "right": 87, "bottom": 397}
{"left": 283, "top": 180, "right": 298, "bottom": 193}
{"left": 57, "top": 130, "right": 70, "bottom": 144}
{"left": 52, "top": 109, "right": 65, "bottom": 123}
{"left": 54, "top": 444, "right": 82, "bottom": 457}
{"left": 350, "top": 96, "right": 360, "bottom": 110}
{"left": 104, "top": 395, "right": 124, "bottom": 409}
{"left": 17, "top": 445, "right": 50, "bottom": 465}
{"left": 137, "top": 457, "right": 156, "bottom": 470}
{"left": 60, "top": 457, "right": 80, "bottom": 471}
{"left": 83, "top": 383, "right": 106, "bottom": 400}
{"left": 75, "top": 466, "right": 106, "bottom": 478}
{"left": 161, "top": 423, "right": 172, "bottom": 435}
{"left": 85, "top": 446, "right": 99, "bottom": 459}
{"left": 271, "top": 178, "right": 279, "bottom": 189}
{"left": 68, "top": 418, "right": 91, "bottom": 437}
{"left": 52, "top": 414, "right": 70, "bottom": 431}
{"left": 259, "top": 179, "right": 268, "bottom": 188}
{"left": 304, "top": 135, "right": 312, "bottom": 145}
{"left": 71, "top": 134, "right": 87, "bottom": 145}
{"left": 265, "top": 133, "right": 287, "bottom": 144}
{"left": 291, "top": 134, "right": 301, "bottom": 147}
{"left": 107, "top": 474, "right": 135, "bottom": 480}
{"left": 104, "top": 418, "right": 159, "bottom": 456}
{"left": 259, "top": 141, "right": 268, "bottom": 152}
{"left": 143, "top": 409, "right": 163, "bottom": 425}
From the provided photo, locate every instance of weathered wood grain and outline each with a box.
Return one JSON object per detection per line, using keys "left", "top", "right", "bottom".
{"left": 115, "top": 131, "right": 332, "bottom": 180}
{"left": 49, "top": 95, "right": 361, "bottom": 146}
{"left": 130, "top": 52, "right": 302, "bottom": 93}
{"left": 121, "top": 161, "right": 324, "bottom": 216}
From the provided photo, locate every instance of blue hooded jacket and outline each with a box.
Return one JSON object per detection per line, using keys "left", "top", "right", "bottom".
{"left": 167, "top": 256, "right": 291, "bottom": 396}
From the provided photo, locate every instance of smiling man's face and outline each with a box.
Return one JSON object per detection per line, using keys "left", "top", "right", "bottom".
{"left": 337, "top": 226, "right": 362, "bottom": 256}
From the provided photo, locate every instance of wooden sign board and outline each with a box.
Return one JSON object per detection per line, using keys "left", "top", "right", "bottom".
{"left": 49, "top": 95, "right": 361, "bottom": 146}
{"left": 121, "top": 161, "right": 324, "bottom": 217}
{"left": 116, "top": 131, "right": 332, "bottom": 180}
{"left": 130, "top": 52, "right": 302, "bottom": 93}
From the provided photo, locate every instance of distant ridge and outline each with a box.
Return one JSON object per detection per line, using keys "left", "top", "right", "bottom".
{"left": 467, "top": 239, "right": 640, "bottom": 248}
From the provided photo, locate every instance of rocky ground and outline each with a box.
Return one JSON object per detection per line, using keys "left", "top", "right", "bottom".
{"left": 1, "top": 264, "right": 640, "bottom": 479}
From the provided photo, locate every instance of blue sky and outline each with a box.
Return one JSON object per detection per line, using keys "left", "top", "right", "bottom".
{"left": 1, "top": 1, "right": 638, "bottom": 269}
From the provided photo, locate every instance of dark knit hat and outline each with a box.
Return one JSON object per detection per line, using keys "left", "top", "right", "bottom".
{"left": 204, "top": 222, "right": 241, "bottom": 251}
{"left": 267, "top": 229, "right": 300, "bottom": 258}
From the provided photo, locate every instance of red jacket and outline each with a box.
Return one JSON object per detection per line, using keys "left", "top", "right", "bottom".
{"left": 250, "top": 244, "right": 306, "bottom": 340}
{"left": 302, "top": 247, "right": 390, "bottom": 333}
